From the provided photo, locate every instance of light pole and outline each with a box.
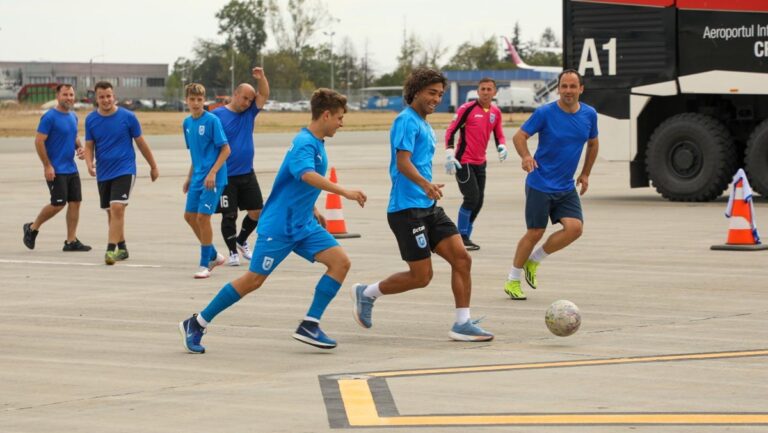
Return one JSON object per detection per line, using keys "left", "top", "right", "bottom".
{"left": 323, "top": 30, "right": 335, "bottom": 89}
{"left": 89, "top": 54, "right": 103, "bottom": 93}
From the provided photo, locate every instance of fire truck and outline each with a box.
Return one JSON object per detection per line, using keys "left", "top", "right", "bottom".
{"left": 563, "top": 0, "right": 768, "bottom": 201}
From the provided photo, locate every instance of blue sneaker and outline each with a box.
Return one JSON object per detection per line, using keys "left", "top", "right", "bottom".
{"left": 449, "top": 318, "right": 494, "bottom": 342}
{"left": 351, "top": 283, "right": 375, "bottom": 328}
{"left": 179, "top": 313, "right": 206, "bottom": 354}
{"left": 292, "top": 320, "right": 337, "bottom": 349}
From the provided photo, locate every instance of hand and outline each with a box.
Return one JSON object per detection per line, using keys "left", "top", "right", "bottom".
{"left": 75, "top": 147, "right": 85, "bottom": 160}
{"left": 150, "top": 166, "right": 159, "bottom": 182}
{"left": 44, "top": 164, "right": 55, "bottom": 182}
{"left": 204, "top": 173, "right": 216, "bottom": 190}
{"left": 342, "top": 189, "right": 367, "bottom": 207}
{"left": 182, "top": 179, "right": 190, "bottom": 194}
{"left": 422, "top": 182, "right": 444, "bottom": 200}
{"left": 521, "top": 155, "right": 538, "bottom": 173}
{"left": 314, "top": 210, "right": 327, "bottom": 228}
{"left": 497, "top": 144, "right": 508, "bottom": 162}
{"left": 252, "top": 67, "right": 265, "bottom": 80}
{"left": 444, "top": 149, "right": 461, "bottom": 175}
{"left": 87, "top": 165, "right": 96, "bottom": 177}
{"left": 577, "top": 173, "right": 589, "bottom": 195}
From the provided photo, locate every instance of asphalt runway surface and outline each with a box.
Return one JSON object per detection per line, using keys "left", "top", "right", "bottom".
{"left": 2, "top": 129, "right": 767, "bottom": 432}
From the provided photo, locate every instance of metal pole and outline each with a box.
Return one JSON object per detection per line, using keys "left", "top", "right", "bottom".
{"left": 324, "top": 30, "right": 335, "bottom": 89}
{"left": 230, "top": 48, "right": 235, "bottom": 96}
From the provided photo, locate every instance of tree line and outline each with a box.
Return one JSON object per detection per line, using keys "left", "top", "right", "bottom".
{"left": 165, "top": 0, "right": 561, "bottom": 99}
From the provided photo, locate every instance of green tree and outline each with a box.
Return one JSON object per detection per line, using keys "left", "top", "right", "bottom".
{"left": 216, "top": 0, "right": 268, "bottom": 61}
{"left": 444, "top": 37, "right": 499, "bottom": 70}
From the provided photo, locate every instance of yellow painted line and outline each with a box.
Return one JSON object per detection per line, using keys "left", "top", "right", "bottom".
{"left": 368, "top": 349, "right": 768, "bottom": 378}
{"left": 338, "top": 380, "right": 381, "bottom": 426}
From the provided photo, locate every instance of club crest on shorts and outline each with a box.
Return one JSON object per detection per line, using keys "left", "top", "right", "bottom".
{"left": 198, "top": 125, "right": 205, "bottom": 135}
{"left": 490, "top": 113, "right": 496, "bottom": 124}
{"left": 262, "top": 256, "right": 274, "bottom": 271}
{"left": 415, "top": 233, "right": 427, "bottom": 249}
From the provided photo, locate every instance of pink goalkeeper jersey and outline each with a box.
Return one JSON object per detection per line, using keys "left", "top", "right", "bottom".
{"left": 445, "top": 101, "right": 506, "bottom": 165}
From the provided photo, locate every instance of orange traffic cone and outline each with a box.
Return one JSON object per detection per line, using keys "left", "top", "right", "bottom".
{"left": 711, "top": 169, "right": 767, "bottom": 251}
{"left": 324, "top": 167, "right": 361, "bottom": 239}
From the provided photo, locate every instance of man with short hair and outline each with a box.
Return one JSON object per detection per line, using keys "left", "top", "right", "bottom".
{"left": 84, "top": 81, "right": 159, "bottom": 265}
{"left": 503, "top": 69, "right": 599, "bottom": 300}
{"left": 23, "top": 84, "right": 91, "bottom": 252}
{"left": 351, "top": 68, "right": 494, "bottom": 342}
{"left": 180, "top": 88, "right": 367, "bottom": 353}
{"left": 212, "top": 67, "right": 270, "bottom": 266}
{"left": 444, "top": 77, "right": 507, "bottom": 251}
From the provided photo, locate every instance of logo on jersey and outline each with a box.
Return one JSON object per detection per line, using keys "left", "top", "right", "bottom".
{"left": 198, "top": 125, "right": 205, "bottom": 135}
{"left": 412, "top": 225, "right": 425, "bottom": 234}
{"left": 415, "top": 233, "right": 427, "bottom": 249}
{"left": 490, "top": 113, "right": 496, "bottom": 124}
{"left": 262, "top": 256, "right": 274, "bottom": 271}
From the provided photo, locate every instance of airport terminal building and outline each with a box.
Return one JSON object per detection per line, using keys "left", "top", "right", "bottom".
{"left": 0, "top": 61, "right": 168, "bottom": 101}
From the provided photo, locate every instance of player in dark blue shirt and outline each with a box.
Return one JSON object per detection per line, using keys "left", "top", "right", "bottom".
{"left": 85, "top": 81, "right": 159, "bottom": 265}
{"left": 180, "top": 89, "right": 367, "bottom": 353}
{"left": 212, "top": 67, "right": 270, "bottom": 266}
{"left": 23, "top": 84, "right": 91, "bottom": 252}
{"left": 504, "top": 69, "right": 600, "bottom": 300}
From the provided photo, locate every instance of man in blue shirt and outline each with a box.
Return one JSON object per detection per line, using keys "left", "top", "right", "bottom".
{"left": 504, "top": 69, "right": 600, "bottom": 300}
{"left": 212, "top": 67, "right": 270, "bottom": 266}
{"left": 23, "top": 84, "right": 91, "bottom": 252}
{"left": 84, "top": 81, "right": 159, "bottom": 265}
{"left": 350, "top": 68, "right": 494, "bottom": 342}
{"left": 182, "top": 83, "right": 231, "bottom": 279}
{"left": 180, "top": 88, "right": 367, "bottom": 353}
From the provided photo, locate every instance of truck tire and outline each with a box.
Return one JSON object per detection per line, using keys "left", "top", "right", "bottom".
{"left": 645, "top": 113, "right": 737, "bottom": 202}
{"left": 745, "top": 120, "right": 768, "bottom": 197}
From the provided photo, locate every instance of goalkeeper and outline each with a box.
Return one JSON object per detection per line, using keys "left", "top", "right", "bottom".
{"left": 444, "top": 78, "right": 507, "bottom": 251}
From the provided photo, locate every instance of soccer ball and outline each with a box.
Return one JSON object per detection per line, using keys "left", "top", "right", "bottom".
{"left": 545, "top": 300, "right": 581, "bottom": 337}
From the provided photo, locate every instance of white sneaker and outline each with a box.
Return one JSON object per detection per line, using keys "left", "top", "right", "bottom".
{"left": 208, "top": 253, "right": 226, "bottom": 270}
{"left": 194, "top": 266, "right": 211, "bottom": 279}
{"left": 236, "top": 241, "right": 252, "bottom": 260}
{"left": 227, "top": 252, "right": 240, "bottom": 266}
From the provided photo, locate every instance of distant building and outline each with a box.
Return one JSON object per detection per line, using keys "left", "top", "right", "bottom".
{"left": 443, "top": 69, "right": 559, "bottom": 112}
{"left": 0, "top": 61, "right": 168, "bottom": 101}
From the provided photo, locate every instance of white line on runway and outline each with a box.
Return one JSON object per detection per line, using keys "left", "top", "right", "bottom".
{"left": 0, "top": 259, "right": 162, "bottom": 268}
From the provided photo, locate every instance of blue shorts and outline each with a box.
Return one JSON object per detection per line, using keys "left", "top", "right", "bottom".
{"left": 185, "top": 186, "right": 224, "bottom": 215}
{"left": 525, "top": 185, "right": 583, "bottom": 229}
{"left": 249, "top": 226, "right": 339, "bottom": 275}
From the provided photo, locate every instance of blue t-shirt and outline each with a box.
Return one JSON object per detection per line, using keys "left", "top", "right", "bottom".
{"left": 387, "top": 107, "right": 437, "bottom": 212}
{"left": 37, "top": 108, "right": 78, "bottom": 175}
{"left": 521, "top": 101, "right": 598, "bottom": 193}
{"left": 85, "top": 108, "right": 141, "bottom": 182}
{"left": 212, "top": 102, "right": 260, "bottom": 176}
{"left": 257, "top": 128, "right": 328, "bottom": 240}
{"left": 183, "top": 111, "right": 229, "bottom": 189}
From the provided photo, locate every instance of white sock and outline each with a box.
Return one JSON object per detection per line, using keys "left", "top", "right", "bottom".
{"left": 363, "top": 281, "right": 382, "bottom": 298}
{"left": 455, "top": 308, "right": 470, "bottom": 325}
{"left": 303, "top": 316, "right": 319, "bottom": 323}
{"left": 530, "top": 246, "right": 549, "bottom": 263}
{"left": 508, "top": 267, "right": 522, "bottom": 281}
{"left": 196, "top": 314, "right": 208, "bottom": 328}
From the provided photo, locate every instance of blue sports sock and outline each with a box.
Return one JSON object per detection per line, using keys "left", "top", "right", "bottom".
{"left": 200, "top": 245, "right": 213, "bottom": 267}
{"left": 210, "top": 245, "right": 218, "bottom": 261}
{"left": 457, "top": 207, "right": 472, "bottom": 236}
{"left": 467, "top": 222, "right": 474, "bottom": 239}
{"left": 306, "top": 274, "right": 342, "bottom": 321}
{"left": 200, "top": 283, "right": 241, "bottom": 323}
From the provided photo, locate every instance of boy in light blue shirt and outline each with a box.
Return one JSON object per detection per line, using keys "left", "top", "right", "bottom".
{"left": 182, "top": 83, "right": 231, "bottom": 279}
{"left": 180, "top": 88, "right": 367, "bottom": 352}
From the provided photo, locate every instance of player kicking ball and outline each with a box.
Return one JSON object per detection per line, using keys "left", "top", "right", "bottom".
{"left": 180, "top": 88, "right": 366, "bottom": 352}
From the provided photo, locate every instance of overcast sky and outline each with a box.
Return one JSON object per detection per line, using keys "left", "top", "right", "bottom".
{"left": 0, "top": 0, "right": 562, "bottom": 74}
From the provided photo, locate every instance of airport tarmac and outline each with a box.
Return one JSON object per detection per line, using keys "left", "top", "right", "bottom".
{"left": 1, "top": 129, "right": 767, "bottom": 432}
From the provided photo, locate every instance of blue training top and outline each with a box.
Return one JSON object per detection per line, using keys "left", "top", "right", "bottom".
{"left": 387, "top": 107, "right": 437, "bottom": 213}
{"left": 183, "top": 111, "right": 229, "bottom": 189}
{"left": 212, "top": 101, "right": 260, "bottom": 177}
{"left": 257, "top": 128, "right": 328, "bottom": 240}
{"left": 37, "top": 109, "right": 78, "bottom": 175}
{"left": 521, "top": 101, "right": 598, "bottom": 193}
{"left": 85, "top": 107, "right": 141, "bottom": 182}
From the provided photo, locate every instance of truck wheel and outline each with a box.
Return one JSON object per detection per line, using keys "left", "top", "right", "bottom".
{"left": 646, "top": 113, "right": 737, "bottom": 202}
{"left": 745, "top": 120, "right": 768, "bottom": 197}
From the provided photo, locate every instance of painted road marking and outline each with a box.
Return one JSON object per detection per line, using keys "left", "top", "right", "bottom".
{"left": 0, "top": 258, "right": 161, "bottom": 268}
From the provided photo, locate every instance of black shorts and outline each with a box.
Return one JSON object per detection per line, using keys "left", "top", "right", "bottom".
{"left": 46, "top": 173, "right": 82, "bottom": 206}
{"left": 98, "top": 174, "right": 135, "bottom": 209}
{"left": 217, "top": 171, "right": 264, "bottom": 213}
{"left": 387, "top": 205, "right": 459, "bottom": 262}
{"left": 525, "top": 185, "right": 583, "bottom": 229}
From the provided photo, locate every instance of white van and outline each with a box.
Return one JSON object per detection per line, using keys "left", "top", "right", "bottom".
{"left": 466, "top": 86, "right": 537, "bottom": 113}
